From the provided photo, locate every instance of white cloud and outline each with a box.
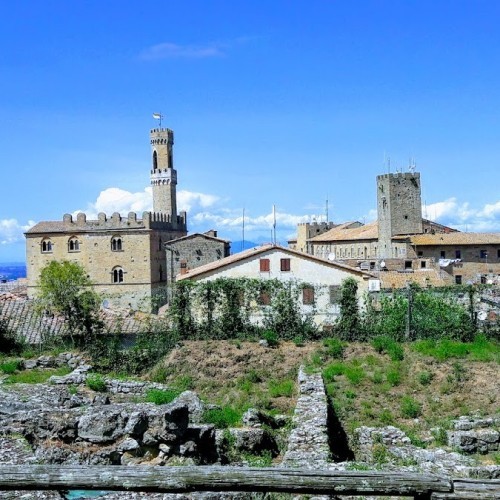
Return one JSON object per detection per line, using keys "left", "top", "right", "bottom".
{"left": 0, "top": 219, "right": 36, "bottom": 245}
{"left": 424, "top": 197, "right": 500, "bottom": 231}
{"left": 140, "top": 42, "right": 224, "bottom": 60}
{"left": 177, "top": 190, "right": 220, "bottom": 212}
{"left": 74, "top": 187, "right": 220, "bottom": 219}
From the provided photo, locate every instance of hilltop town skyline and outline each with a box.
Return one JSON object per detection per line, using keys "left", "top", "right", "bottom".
{"left": 1, "top": 1, "right": 500, "bottom": 262}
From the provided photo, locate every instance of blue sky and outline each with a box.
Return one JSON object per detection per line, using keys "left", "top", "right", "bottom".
{"left": 1, "top": 0, "right": 499, "bottom": 262}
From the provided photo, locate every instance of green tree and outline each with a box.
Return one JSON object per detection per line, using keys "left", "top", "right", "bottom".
{"left": 36, "top": 260, "right": 103, "bottom": 339}
{"left": 335, "top": 277, "right": 361, "bottom": 340}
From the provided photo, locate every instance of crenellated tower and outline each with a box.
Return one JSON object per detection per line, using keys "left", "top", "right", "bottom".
{"left": 377, "top": 171, "right": 423, "bottom": 258}
{"left": 150, "top": 128, "right": 178, "bottom": 223}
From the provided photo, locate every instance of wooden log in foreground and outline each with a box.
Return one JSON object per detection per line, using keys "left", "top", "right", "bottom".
{"left": 0, "top": 465, "right": 452, "bottom": 496}
{"left": 431, "top": 478, "right": 500, "bottom": 499}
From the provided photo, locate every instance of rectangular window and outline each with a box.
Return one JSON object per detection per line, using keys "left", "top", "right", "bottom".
{"left": 302, "top": 286, "right": 315, "bottom": 305}
{"left": 421, "top": 260, "right": 427, "bottom": 269}
{"left": 480, "top": 275, "right": 487, "bottom": 284}
{"left": 405, "top": 260, "right": 412, "bottom": 269}
{"left": 417, "top": 251, "right": 423, "bottom": 257}
{"left": 329, "top": 285, "right": 341, "bottom": 305}
{"left": 498, "top": 249, "right": 500, "bottom": 259}
{"left": 480, "top": 249, "right": 488, "bottom": 259}
{"left": 455, "top": 275, "right": 462, "bottom": 285}
{"left": 280, "top": 258, "right": 291, "bottom": 272}
{"left": 440, "top": 250, "right": 446, "bottom": 258}
{"left": 455, "top": 249, "right": 461, "bottom": 259}
{"left": 260, "top": 258, "right": 270, "bottom": 272}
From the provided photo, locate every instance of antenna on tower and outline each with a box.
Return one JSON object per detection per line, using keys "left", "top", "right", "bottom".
{"left": 325, "top": 194, "right": 329, "bottom": 222}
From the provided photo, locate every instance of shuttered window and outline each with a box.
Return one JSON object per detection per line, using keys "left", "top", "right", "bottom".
{"left": 260, "top": 258, "right": 270, "bottom": 272}
{"left": 329, "top": 285, "right": 341, "bottom": 304}
{"left": 280, "top": 258, "right": 291, "bottom": 272}
{"left": 302, "top": 286, "right": 315, "bottom": 305}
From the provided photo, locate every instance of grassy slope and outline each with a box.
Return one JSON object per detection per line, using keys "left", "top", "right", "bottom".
{"left": 146, "top": 337, "right": 499, "bottom": 459}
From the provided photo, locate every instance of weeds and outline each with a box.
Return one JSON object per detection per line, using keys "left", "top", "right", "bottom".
{"left": 5, "top": 366, "right": 71, "bottom": 384}
{"left": 146, "top": 388, "right": 181, "bottom": 405}
{"left": 202, "top": 407, "right": 242, "bottom": 428}
{"left": 400, "top": 396, "right": 422, "bottom": 418}
{"left": 323, "top": 337, "right": 345, "bottom": 359}
{"left": 86, "top": 373, "right": 107, "bottom": 392}
{"left": 268, "top": 379, "right": 295, "bottom": 398}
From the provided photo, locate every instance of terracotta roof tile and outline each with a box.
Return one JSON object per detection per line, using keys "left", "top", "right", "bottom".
{"left": 178, "top": 244, "right": 375, "bottom": 280}
{"left": 377, "top": 270, "right": 453, "bottom": 289}
{"left": 411, "top": 233, "right": 500, "bottom": 246}
{"left": 309, "top": 221, "right": 379, "bottom": 242}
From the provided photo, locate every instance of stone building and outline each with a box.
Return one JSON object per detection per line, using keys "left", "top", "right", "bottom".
{"left": 165, "top": 231, "right": 231, "bottom": 283}
{"left": 292, "top": 171, "right": 500, "bottom": 287}
{"left": 25, "top": 127, "right": 188, "bottom": 310}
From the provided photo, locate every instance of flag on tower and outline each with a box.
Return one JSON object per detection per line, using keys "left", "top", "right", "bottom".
{"left": 152, "top": 113, "right": 162, "bottom": 120}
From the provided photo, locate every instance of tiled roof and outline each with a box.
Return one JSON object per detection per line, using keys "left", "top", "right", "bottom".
{"left": 177, "top": 244, "right": 375, "bottom": 280}
{"left": 309, "top": 221, "right": 379, "bottom": 242}
{"left": 25, "top": 220, "right": 147, "bottom": 234}
{"left": 411, "top": 233, "right": 500, "bottom": 246}
{"left": 165, "top": 232, "right": 229, "bottom": 245}
{"left": 377, "top": 270, "right": 453, "bottom": 289}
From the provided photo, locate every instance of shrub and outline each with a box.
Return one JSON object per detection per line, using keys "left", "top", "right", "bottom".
{"left": 417, "top": 371, "right": 434, "bottom": 386}
{"left": 334, "top": 278, "right": 362, "bottom": 340}
{"left": 0, "top": 359, "right": 22, "bottom": 374}
{"left": 261, "top": 330, "right": 279, "bottom": 347}
{"left": 86, "top": 373, "right": 107, "bottom": 393}
{"left": 372, "top": 335, "right": 404, "bottom": 361}
{"left": 323, "top": 337, "right": 345, "bottom": 359}
{"left": 203, "top": 407, "right": 242, "bottom": 428}
{"left": 401, "top": 396, "right": 422, "bottom": 418}
{"left": 145, "top": 388, "right": 181, "bottom": 405}
{"left": 387, "top": 367, "right": 401, "bottom": 386}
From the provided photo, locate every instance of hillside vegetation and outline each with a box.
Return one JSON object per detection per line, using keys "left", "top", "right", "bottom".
{"left": 145, "top": 336, "right": 499, "bottom": 461}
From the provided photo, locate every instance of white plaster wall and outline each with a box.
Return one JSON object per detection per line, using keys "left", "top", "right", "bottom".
{"left": 192, "top": 248, "right": 369, "bottom": 327}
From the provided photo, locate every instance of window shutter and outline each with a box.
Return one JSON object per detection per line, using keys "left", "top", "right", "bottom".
{"left": 260, "top": 258, "right": 270, "bottom": 272}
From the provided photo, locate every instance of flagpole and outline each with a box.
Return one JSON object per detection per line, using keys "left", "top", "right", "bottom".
{"left": 272, "top": 205, "right": 276, "bottom": 245}
{"left": 242, "top": 207, "right": 245, "bottom": 252}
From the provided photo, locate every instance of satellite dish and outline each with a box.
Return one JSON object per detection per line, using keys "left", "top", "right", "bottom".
{"left": 478, "top": 311, "right": 487, "bottom": 321}
{"left": 487, "top": 279, "right": 493, "bottom": 285}
{"left": 102, "top": 299, "right": 109, "bottom": 309}
{"left": 380, "top": 261, "right": 386, "bottom": 268}
{"left": 327, "top": 253, "right": 335, "bottom": 261}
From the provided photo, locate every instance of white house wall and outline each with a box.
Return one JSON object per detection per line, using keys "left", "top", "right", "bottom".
{"left": 189, "top": 248, "right": 369, "bottom": 327}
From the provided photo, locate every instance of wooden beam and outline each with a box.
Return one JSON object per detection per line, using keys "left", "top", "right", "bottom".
{"left": 0, "top": 465, "right": 452, "bottom": 495}
{"left": 432, "top": 478, "right": 500, "bottom": 499}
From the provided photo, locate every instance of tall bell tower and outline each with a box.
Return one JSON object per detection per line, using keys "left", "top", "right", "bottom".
{"left": 150, "top": 127, "right": 178, "bottom": 222}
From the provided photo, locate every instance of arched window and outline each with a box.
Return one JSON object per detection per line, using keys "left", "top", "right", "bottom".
{"left": 41, "top": 239, "right": 53, "bottom": 253}
{"left": 112, "top": 267, "right": 124, "bottom": 284}
{"left": 153, "top": 150, "right": 158, "bottom": 170}
{"left": 111, "top": 236, "right": 122, "bottom": 251}
{"left": 68, "top": 237, "right": 80, "bottom": 252}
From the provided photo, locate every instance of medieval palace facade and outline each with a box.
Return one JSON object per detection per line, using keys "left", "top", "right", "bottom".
{"left": 25, "top": 127, "right": 187, "bottom": 310}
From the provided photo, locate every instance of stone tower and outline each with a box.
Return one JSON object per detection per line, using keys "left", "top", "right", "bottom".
{"left": 150, "top": 128, "right": 178, "bottom": 222}
{"left": 377, "top": 171, "right": 423, "bottom": 258}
